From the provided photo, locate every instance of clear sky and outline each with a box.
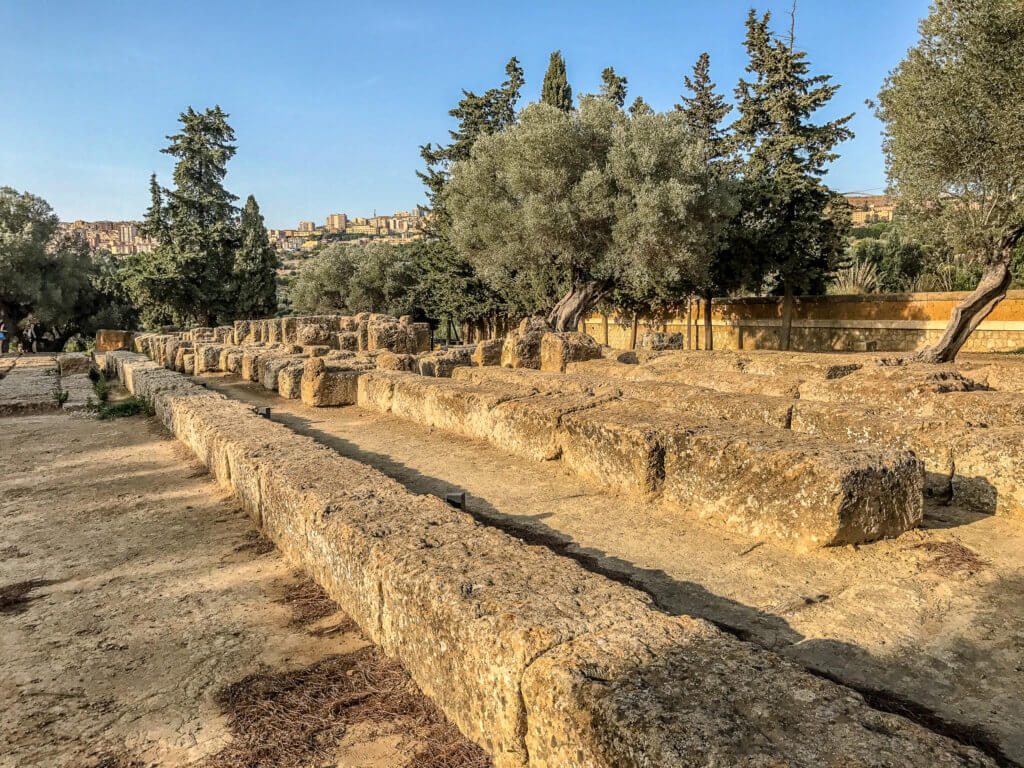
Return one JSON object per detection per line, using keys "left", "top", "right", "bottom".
{"left": 0, "top": 0, "right": 930, "bottom": 229}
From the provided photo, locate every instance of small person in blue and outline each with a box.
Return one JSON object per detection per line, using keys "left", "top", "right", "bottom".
{"left": 0, "top": 318, "right": 7, "bottom": 354}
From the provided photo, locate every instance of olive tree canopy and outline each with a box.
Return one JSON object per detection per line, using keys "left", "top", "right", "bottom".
{"left": 877, "top": 0, "right": 1024, "bottom": 361}
{"left": 444, "top": 99, "right": 736, "bottom": 331}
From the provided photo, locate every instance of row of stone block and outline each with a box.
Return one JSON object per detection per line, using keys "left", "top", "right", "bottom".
{"left": 98, "top": 350, "right": 994, "bottom": 768}
{"left": 230, "top": 313, "right": 431, "bottom": 354}
{"left": 453, "top": 366, "right": 1024, "bottom": 521}
{"left": 357, "top": 370, "right": 924, "bottom": 549}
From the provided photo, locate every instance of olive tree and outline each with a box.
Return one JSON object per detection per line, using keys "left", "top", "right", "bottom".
{"left": 445, "top": 99, "right": 734, "bottom": 331}
{"left": 877, "top": 0, "right": 1024, "bottom": 361}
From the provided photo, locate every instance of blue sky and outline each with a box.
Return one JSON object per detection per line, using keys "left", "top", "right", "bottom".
{"left": 0, "top": 0, "right": 929, "bottom": 229}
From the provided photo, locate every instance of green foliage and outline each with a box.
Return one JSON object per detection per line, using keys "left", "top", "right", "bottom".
{"left": 877, "top": 0, "right": 1024, "bottom": 266}
{"left": 540, "top": 51, "right": 573, "bottom": 112}
{"left": 418, "top": 58, "right": 524, "bottom": 222}
{"left": 235, "top": 195, "right": 279, "bottom": 318}
{"left": 125, "top": 106, "right": 241, "bottom": 327}
{"left": 676, "top": 52, "right": 731, "bottom": 161}
{"left": 841, "top": 230, "right": 927, "bottom": 293}
{"left": 598, "top": 67, "right": 628, "bottom": 108}
{"left": 50, "top": 383, "right": 69, "bottom": 407}
{"left": 87, "top": 394, "right": 154, "bottom": 421}
{"left": 288, "top": 241, "right": 417, "bottom": 318}
{"left": 731, "top": 10, "right": 854, "bottom": 295}
{"left": 445, "top": 98, "right": 737, "bottom": 326}
{"left": 0, "top": 187, "right": 123, "bottom": 350}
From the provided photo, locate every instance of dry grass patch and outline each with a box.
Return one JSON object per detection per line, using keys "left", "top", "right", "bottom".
{"left": 201, "top": 646, "right": 492, "bottom": 768}
{"left": 914, "top": 540, "right": 990, "bottom": 576}
{"left": 277, "top": 576, "right": 338, "bottom": 627}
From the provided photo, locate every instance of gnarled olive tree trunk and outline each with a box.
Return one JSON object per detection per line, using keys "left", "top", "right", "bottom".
{"left": 913, "top": 229, "right": 1022, "bottom": 363}
{"left": 546, "top": 279, "right": 605, "bottom": 333}
{"left": 913, "top": 260, "right": 1011, "bottom": 363}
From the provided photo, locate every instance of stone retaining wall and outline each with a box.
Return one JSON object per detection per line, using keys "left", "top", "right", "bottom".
{"left": 583, "top": 290, "right": 1024, "bottom": 353}
{"left": 99, "top": 349, "right": 994, "bottom": 768}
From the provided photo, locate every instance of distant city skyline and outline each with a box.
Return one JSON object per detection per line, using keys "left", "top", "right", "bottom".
{"left": 1, "top": 0, "right": 930, "bottom": 229}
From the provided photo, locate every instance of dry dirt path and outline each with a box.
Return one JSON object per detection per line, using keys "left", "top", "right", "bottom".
{"left": 200, "top": 373, "right": 1024, "bottom": 767}
{"left": 0, "top": 409, "right": 489, "bottom": 768}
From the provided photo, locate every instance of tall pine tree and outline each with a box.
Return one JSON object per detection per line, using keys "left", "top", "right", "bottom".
{"left": 731, "top": 10, "right": 853, "bottom": 349}
{"left": 540, "top": 51, "right": 573, "bottom": 112}
{"left": 126, "top": 106, "right": 241, "bottom": 327}
{"left": 234, "top": 195, "right": 278, "bottom": 318}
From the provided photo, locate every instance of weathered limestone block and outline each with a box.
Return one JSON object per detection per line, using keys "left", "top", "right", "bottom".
{"left": 638, "top": 330, "right": 686, "bottom": 351}
{"left": 913, "top": 390, "right": 1024, "bottom": 429}
{"left": 501, "top": 317, "right": 550, "bottom": 369}
{"left": 489, "top": 394, "right": 596, "bottom": 462}
{"left": 277, "top": 363, "right": 306, "bottom": 399}
{"left": 232, "top": 320, "right": 250, "bottom": 345}
{"left": 950, "top": 428, "right": 1024, "bottom": 519}
{"left": 94, "top": 329, "right": 135, "bottom": 352}
{"left": 418, "top": 347, "right": 473, "bottom": 378}
{"left": 521, "top": 611, "right": 992, "bottom": 768}
{"left": 799, "top": 364, "right": 985, "bottom": 407}
{"left": 377, "top": 351, "right": 415, "bottom": 371}
{"left": 367, "top": 317, "right": 415, "bottom": 353}
{"left": 300, "top": 357, "right": 359, "bottom": 406}
{"left": 540, "top": 332, "right": 602, "bottom": 373}
{"left": 57, "top": 353, "right": 91, "bottom": 376}
{"left": 452, "top": 366, "right": 795, "bottom": 429}
{"left": 472, "top": 338, "right": 503, "bottom": 367}
{"left": 297, "top": 322, "right": 332, "bottom": 346}
{"left": 558, "top": 400, "right": 664, "bottom": 494}
{"left": 223, "top": 349, "right": 244, "bottom": 374}
{"left": 241, "top": 349, "right": 268, "bottom": 382}
{"left": 334, "top": 331, "right": 358, "bottom": 351}
{"left": 302, "top": 345, "right": 331, "bottom": 357}
{"left": 265, "top": 318, "right": 282, "bottom": 344}
{"left": 357, "top": 369, "right": 404, "bottom": 412}
{"left": 259, "top": 355, "right": 302, "bottom": 391}
{"left": 181, "top": 353, "right": 195, "bottom": 375}
{"left": 663, "top": 418, "right": 924, "bottom": 548}
{"left": 214, "top": 326, "right": 233, "bottom": 344}
{"left": 173, "top": 344, "right": 194, "bottom": 373}
{"left": 195, "top": 344, "right": 225, "bottom": 374}
{"left": 281, "top": 316, "right": 299, "bottom": 343}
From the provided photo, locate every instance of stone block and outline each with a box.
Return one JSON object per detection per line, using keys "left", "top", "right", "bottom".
{"left": 259, "top": 355, "right": 302, "bottom": 391}
{"left": 57, "top": 353, "right": 91, "bottom": 376}
{"left": 663, "top": 418, "right": 924, "bottom": 548}
{"left": 418, "top": 347, "right": 473, "bottom": 378}
{"left": 94, "top": 329, "right": 135, "bottom": 352}
{"left": 301, "top": 357, "right": 359, "bottom": 406}
{"left": 357, "top": 370, "right": 403, "bottom": 412}
{"left": 277, "top": 363, "right": 306, "bottom": 399}
{"left": 377, "top": 351, "right": 415, "bottom": 371}
{"left": 337, "top": 331, "right": 359, "bottom": 351}
{"left": 638, "top": 330, "right": 686, "bottom": 351}
{"left": 472, "top": 339, "right": 503, "bottom": 366}
{"left": 195, "top": 344, "right": 225, "bottom": 374}
{"left": 540, "top": 332, "right": 602, "bottom": 373}
{"left": 501, "top": 317, "right": 550, "bottom": 369}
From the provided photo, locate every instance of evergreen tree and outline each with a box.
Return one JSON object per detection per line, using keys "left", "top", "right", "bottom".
{"left": 234, "top": 195, "right": 278, "bottom": 318}
{"left": 731, "top": 10, "right": 853, "bottom": 349}
{"left": 540, "top": 51, "right": 573, "bottom": 112}
{"left": 124, "top": 106, "right": 241, "bottom": 327}
{"left": 676, "top": 52, "right": 731, "bottom": 162}
{"left": 140, "top": 173, "right": 170, "bottom": 244}
{"left": 598, "top": 66, "right": 628, "bottom": 107}
{"left": 418, "top": 57, "right": 524, "bottom": 223}
{"left": 628, "top": 97, "right": 653, "bottom": 117}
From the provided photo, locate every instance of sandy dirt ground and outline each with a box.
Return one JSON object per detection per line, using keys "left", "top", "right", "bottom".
{"left": 0, "top": 407, "right": 489, "bottom": 768}
{"left": 201, "top": 373, "right": 1024, "bottom": 766}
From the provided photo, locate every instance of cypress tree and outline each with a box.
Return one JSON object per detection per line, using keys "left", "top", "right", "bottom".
{"left": 234, "top": 195, "right": 278, "bottom": 318}
{"left": 140, "top": 173, "right": 170, "bottom": 244}
{"left": 540, "top": 51, "right": 573, "bottom": 112}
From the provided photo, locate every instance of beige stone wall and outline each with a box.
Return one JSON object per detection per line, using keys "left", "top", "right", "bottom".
{"left": 583, "top": 291, "right": 1024, "bottom": 352}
